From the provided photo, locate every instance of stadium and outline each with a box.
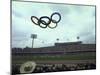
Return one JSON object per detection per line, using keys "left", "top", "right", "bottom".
{"left": 12, "top": 41, "right": 96, "bottom": 74}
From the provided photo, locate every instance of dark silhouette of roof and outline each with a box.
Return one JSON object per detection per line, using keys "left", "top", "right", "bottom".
{"left": 12, "top": 41, "right": 96, "bottom": 54}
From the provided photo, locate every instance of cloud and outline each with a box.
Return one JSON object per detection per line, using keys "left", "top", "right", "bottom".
{"left": 12, "top": 1, "right": 96, "bottom": 48}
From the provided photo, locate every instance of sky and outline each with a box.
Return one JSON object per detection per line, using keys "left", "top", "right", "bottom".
{"left": 12, "top": 1, "right": 96, "bottom": 48}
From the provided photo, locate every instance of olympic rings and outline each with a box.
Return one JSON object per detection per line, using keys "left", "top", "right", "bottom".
{"left": 48, "top": 21, "right": 58, "bottom": 29}
{"left": 50, "top": 12, "right": 61, "bottom": 23}
{"left": 38, "top": 16, "right": 51, "bottom": 28}
{"left": 31, "top": 16, "right": 39, "bottom": 25}
{"left": 31, "top": 12, "right": 61, "bottom": 29}
{"left": 38, "top": 20, "right": 48, "bottom": 28}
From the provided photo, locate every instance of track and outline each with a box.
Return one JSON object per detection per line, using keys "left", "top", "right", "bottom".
{"left": 13, "top": 59, "right": 96, "bottom": 66}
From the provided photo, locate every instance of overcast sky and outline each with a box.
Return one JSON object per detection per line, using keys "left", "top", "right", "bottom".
{"left": 12, "top": 1, "right": 96, "bottom": 48}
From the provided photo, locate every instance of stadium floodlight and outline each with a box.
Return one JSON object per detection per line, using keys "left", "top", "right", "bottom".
{"left": 56, "top": 38, "right": 59, "bottom": 41}
{"left": 77, "top": 36, "right": 80, "bottom": 40}
{"left": 31, "top": 34, "right": 37, "bottom": 48}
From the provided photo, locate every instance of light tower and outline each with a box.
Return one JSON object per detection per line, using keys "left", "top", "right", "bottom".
{"left": 31, "top": 34, "right": 37, "bottom": 48}
{"left": 77, "top": 36, "right": 80, "bottom": 41}
{"left": 56, "top": 38, "right": 59, "bottom": 42}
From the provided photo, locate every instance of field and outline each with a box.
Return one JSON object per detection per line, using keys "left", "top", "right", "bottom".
{"left": 12, "top": 50, "right": 96, "bottom": 74}
{"left": 12, "top": 52, "right": 96, "bottom": 64}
